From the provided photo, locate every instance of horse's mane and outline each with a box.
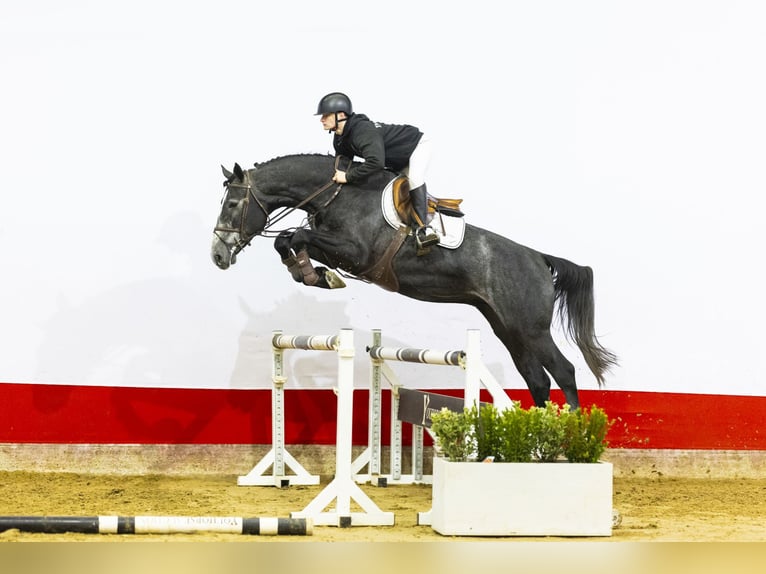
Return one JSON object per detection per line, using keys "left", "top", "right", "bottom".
{"left": 250, "top": 153, "right": 397, "bottom": 191}
{"left": 253, "top": 153, "right": 333, "bottom": 169}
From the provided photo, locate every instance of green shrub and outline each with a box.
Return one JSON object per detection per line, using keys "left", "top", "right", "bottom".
{"left": 561, "top": 404, "right": 612, "bottom": 463}
{"left": 430, "top": 407, "right": 476, "bottom": 462}
{"left": 497, "top": 402, "right": 534, "bottom": 462}
{"left": 472, "top": 404, "right": 504, "bottom": 461}
{"left": 530, "top": 402, "right": 567, "bottom": 462}
{"left": 430, "top": 401, "right": 612, "bottom": 463}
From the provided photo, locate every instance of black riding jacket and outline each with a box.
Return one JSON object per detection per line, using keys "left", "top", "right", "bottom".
{"left": 332, "top": 113, "right": 423, "bottom": 184}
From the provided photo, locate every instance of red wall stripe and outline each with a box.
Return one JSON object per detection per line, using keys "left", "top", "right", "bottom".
{"left": 1, "top": 383, "right": 764, "bottom": 450}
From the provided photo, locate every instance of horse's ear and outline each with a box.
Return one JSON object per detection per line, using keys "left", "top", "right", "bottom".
{"left": 221, "top": 165, "right": 233, "bottom": 180}
{"left": 233, "top": 163, "right": 245, "bottom": 181}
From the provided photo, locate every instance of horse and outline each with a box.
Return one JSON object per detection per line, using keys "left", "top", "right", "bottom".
{"left": 211, "top": 153, "right": 617, "bottom": 408}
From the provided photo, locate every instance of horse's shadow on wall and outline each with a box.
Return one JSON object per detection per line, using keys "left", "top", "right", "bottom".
{"left": 226, "top": 290, "right": 497, "bottom": 442}
{"left": 227, "top": 290, "right": 477, "bottom": 390}
{"left": 31, "top": 211, "right": 237, "bottom": 441}
{"left": 30, "top": 205, "right": 509, "bottom": 442}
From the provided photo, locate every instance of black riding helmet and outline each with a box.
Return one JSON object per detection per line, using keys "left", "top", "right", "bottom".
{"left": 316, "top": 92, "right": 353, "bottom": 115}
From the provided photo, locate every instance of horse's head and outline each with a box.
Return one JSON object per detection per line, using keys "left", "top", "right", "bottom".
{"left": 211, "top": 163, "right": 268, "bottom": 269}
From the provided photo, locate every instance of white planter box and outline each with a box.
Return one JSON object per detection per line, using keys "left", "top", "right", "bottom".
{"left": 430, "top": 456, "right": 613, "bottom": 536}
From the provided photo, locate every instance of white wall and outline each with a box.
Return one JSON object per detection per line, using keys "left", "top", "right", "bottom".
{"left": 1, "top": 1, "right": 764, "bottom": 396}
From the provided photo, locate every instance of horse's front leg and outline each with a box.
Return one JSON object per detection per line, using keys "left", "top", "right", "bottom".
{"left": 274, "top": 232, "right": 304, "bottom": 283}
{"left": 275, "top": 230, "right": 346, "bottom": 289}
{"left": 290, "top": 229, "right": 348, "bottom": 290}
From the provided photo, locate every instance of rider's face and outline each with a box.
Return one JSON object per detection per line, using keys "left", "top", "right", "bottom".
{"left": 320, "top": 112, "right": 346, "bottom": 133}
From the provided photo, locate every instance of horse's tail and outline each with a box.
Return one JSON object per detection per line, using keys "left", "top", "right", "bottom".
{"left": 542, "top": 254, "right": 618, "bottom": 386}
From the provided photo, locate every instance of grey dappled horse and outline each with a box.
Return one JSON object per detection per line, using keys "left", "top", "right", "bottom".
{"left": 211, "top": 154, "right": 617, "bottom": 408}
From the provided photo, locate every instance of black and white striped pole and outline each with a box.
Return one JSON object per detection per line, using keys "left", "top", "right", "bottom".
{"left": 0, "top": 515, "right": 312, "bottom": 536}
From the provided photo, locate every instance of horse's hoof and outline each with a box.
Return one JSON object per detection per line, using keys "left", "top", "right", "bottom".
{"left": 324, "top": 270, "right": 346, "bottom": 289}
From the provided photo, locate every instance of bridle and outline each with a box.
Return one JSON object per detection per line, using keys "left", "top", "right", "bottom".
{"left": 213, "top": 158, "right": 345, "bottom": 258}
{"left": 213, "top": 176, "right": 262, "bottom": 258}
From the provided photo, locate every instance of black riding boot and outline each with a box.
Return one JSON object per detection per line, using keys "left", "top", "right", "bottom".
{"left": 410, "top": 183, "right": 439, "bottom": 255}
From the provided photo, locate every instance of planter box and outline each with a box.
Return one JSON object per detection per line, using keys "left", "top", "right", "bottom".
{"left": 430, "top": 456, "right": 613, "bottom": 536}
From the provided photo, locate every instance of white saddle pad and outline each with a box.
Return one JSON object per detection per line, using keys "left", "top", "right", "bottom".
{"left": 381, "top": 180, "right": 465, "bottom": 249}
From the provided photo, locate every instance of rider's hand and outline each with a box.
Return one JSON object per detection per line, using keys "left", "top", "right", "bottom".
{"left": 333, "top": 170, "right": 348, "bottom": 184}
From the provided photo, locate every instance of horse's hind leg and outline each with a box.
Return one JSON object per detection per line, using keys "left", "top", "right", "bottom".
{"left": 526, "top": 333, "right": 580, "bottom": 409}
{"left": 508, "top": 343, "right": 553, "bottom": 407}
{"left": 505, "top": 330, "right": 579, "bottom": 408}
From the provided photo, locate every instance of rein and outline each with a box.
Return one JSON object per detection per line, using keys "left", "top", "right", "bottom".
{"left": 261, "top": 179, "right": 340, "bottom": 236}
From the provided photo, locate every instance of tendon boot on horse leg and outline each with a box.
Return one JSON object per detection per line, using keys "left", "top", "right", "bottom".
{"left": 281, "top": 253, "right": 304, "bottom": 283}
{"left": 293, "top": 249, "right": 347, "bottom": 289}
{"left": 294, "top": 249, "right": 320, "bottom": 286}
{"left": 274, "top": 233, "right": 304, "bottom": 283}
{"left": 410, "top": 183, "right": 439, "bottom": 255}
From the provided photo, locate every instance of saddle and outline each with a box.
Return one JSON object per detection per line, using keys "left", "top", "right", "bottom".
{"left": 391, "top": 177, "right": 464, "bottom": 224}
{"left": 359, "top": 177, "right": 466, "bottom": 292}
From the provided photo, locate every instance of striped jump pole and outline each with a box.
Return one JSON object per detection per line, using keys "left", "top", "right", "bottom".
{"left": 367, "top": 345, "right": 465, "bottom": 367}
{"left": 0, "top": 515, "right": 312, "bottom": 536}
{"left": 358, "top": 335, "right": 464, "bottom": 486}
{"left": 363, "top": 334, "right": 466, "bottom": 486}
{"left": 368, "top": 329, "right": 512, "bottom": 413}
{"left": 271, "top": 333, "right": 339, "bottom": 351}
{"left": 359, "top": 330, "right": 514, "bottom": 487}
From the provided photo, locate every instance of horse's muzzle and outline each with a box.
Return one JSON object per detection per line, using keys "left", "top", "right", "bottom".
{"left": 211, "top": 236, "right": 235, "bottom": 269}
{"left": 211, "top": 252, "right": 230, "bottom": 269}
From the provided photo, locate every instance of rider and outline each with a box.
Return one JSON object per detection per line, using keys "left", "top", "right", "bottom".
{"left": 316, "top": 92, "right": 439, "bottom": 253}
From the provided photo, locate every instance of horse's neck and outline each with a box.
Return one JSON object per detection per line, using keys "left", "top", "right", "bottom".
{"left": 257, "top": 156, "right": 334, "bottom": 210}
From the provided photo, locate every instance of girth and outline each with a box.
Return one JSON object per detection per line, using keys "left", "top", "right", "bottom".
{"left": 358, "top": 226, "right": 409, "bottom": 292}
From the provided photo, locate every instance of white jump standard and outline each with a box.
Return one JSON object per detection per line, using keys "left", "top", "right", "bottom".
{"left": 288, "top": 329, "right": 394, "bottom": 527}
{"left": 237, "top": 330, "right": 325, "bottom": 487}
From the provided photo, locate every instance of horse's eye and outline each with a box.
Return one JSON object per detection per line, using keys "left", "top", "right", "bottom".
{"left": 227, "top": 199, "right": 239, "bottom": 210}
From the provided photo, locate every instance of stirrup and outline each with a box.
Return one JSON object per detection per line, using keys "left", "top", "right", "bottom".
{"left": 415, "top": 226, "right": 439, "bottom": 255}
